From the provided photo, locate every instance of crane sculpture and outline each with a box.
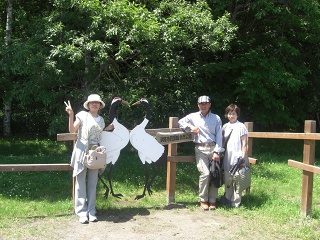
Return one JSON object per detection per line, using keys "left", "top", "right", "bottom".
{"left": 98, "top": 97, "right": 130, "bottom": 199}
{"left": 130, "top": 98, "right": 166, "bottom": 200}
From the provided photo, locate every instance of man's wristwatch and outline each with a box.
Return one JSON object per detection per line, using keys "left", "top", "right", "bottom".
{"left": 213, "top": 151, "right": 219, "bottom": 155}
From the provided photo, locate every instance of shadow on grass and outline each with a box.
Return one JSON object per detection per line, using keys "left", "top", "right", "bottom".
{"left": 241, "top": 191, "right": 269, "bottom": 209}
{"left": 24, "top": 212, "right": 74, "bottom": 219}
{"left": 213, "top": 191, "right": 269, "bottom": 210}
{"left": 164, "top": 202, "right": 192, "bottom": 210}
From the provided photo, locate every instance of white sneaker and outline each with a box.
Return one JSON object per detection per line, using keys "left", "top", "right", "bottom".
{"left": 89, "top": 215, "right": 98, "bottom": 222}
{"left": 79, "top": 216, "right": 89, "bottom": 224}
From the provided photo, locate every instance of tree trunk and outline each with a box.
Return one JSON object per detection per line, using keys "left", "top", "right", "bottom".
{"left": 84, "top": 28, "right": 91, "bottom": 90}
{"left": 3, "top": 101, "right": 12, "bottom": 136}
{"left": 3, "top": 0, "right": 14, "bottom": 136}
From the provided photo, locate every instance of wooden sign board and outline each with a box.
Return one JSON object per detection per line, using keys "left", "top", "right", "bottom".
{"left": 156, "top": 132, "right": 195, "bottom": 145}
{"left": 57, "top": 133, "right": 78, "bottom": 141}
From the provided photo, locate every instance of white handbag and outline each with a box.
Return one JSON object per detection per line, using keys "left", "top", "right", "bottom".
{"left": 234, "top": 166, "right": 251, "bottom": 194}
{"left": 85, "top": 145, "right": 107, "bottom": 170}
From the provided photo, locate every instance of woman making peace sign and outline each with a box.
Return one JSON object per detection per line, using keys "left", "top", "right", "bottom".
{"left": 65, "top": 94, "right": 108, "bottom": 224}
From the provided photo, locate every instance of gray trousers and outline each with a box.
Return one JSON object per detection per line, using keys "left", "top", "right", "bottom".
{"left": 224, "top": 170, "right": 242, "bottom": 207}
{"left": 223, "top": 156, "right": 249, "bottom": 207}
{"left": 74, "top": 167, "right": 99, "bottom": 218}
{"left": 195, "top": 146, "right": 218, "bottom": 203}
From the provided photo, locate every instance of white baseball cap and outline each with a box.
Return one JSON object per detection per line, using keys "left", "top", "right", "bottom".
{"left": 197, "top": 96, "right": 211, "bottom": 103}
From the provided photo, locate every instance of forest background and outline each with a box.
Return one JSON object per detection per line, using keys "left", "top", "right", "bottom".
{"left": 1, "top": 0, "right": 320, "bottom": 136}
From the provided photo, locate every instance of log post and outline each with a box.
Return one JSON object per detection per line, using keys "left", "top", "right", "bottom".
{"left": 301, "top": 120, "right": 316, "bottom": 216}
{"left": 166, "top": 117, "right": 178, "bottom": 204}
{"left": 245, "top": 122, "right": 253, "bottom": 158}
{"left": 245, "top": 122, "right": 253, "bottom": 194}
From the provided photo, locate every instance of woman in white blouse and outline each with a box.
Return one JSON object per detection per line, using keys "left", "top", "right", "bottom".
{"left": 221, "top": 104, "right": 249, "bottom": 207}
{"left": 65, "top": 94, "right": 112, "bottom": 224}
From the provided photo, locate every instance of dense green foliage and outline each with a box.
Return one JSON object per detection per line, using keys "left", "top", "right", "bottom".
{"left": 0, "top": 0, "right": 320, "bottom": 135}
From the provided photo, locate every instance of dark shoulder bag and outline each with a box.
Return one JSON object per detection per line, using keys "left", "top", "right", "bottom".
{"left": 209, "top": 129, "right": 233, "bottom": 188}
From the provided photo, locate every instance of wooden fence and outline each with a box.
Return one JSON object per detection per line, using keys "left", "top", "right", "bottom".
{"left": 0, "top": 119, "right": 319, "bottom": 217}
{"left": 247, "top": 120, "right": 320, "bottom": 217}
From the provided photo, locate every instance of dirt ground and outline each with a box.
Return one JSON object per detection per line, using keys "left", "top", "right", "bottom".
{"left": 1, "top": 203, "right": 289, "bottom": 240}
{"left": 0, "top": 205, "right": 252, "bottom": 240}
{"left": 60, "top": 208, "right": 239, "bottom": 240}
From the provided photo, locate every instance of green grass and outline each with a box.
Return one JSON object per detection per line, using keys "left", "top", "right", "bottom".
{"left": 0, "top": 137, "right": 320, "bottom": 239}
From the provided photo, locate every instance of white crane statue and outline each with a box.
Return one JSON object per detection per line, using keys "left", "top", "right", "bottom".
{"left": 98, "top": 97, "right": 130, "bottom": 198}
{"left": 130, "top": 98, "right": 166, "bottom": 200}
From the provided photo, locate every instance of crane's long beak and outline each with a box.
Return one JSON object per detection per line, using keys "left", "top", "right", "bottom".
{"left": 132, "top": 100, "right": 141, "bottom": 106}
{"left": 121, "top": 100, "right": 129, "bottom": 105}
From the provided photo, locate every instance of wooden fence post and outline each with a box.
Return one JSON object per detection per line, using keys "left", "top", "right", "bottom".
{"left": 245, "top": 122, "right": 253, "bottom": 158}
{"left": 166, "top": 117, "right": 178, "bottom": 204}
{"left": 301, "top": 120, "right": 316, "bottom": 216}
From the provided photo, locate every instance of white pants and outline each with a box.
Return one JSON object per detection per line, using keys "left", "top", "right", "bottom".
{"left": 195, "top": 146, "right": 219, "bottom": 203}
{"left": 74, "top": 167, "right": 99, "bottom": 218}
{"left": 224, "top": 170, "right": 242, "bottom": 207}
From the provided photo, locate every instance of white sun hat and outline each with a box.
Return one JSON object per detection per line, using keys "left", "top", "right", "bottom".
{"left": 83, "top": 94, "right": 105, "bottom": 110}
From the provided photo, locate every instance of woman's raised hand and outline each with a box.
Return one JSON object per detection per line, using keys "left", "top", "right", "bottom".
{"left": 64, "top": 100, "right": 73, "bottom": 115}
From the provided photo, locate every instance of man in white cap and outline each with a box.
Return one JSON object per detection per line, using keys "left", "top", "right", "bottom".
{"left": 178, "top": 95, "right": 223, "bottom": 210}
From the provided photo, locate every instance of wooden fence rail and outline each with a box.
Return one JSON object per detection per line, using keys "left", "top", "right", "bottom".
{"left": 247, "top": 120, "right": 320, "bottom": 217}
{"left": 286, "top": 120, "right": 319, "bottom": 217}
{"left": 236, "top": 120, "right": 319, "bottom": 217}
{"left": 0, "top": 164, "right": 72, "bottom": 172}
{"left": 246, "top": 120, "right": 320, "bottom": 217}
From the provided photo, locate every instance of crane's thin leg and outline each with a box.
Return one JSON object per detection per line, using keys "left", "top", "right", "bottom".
{"left": 98, "top": 174, "right": 110, "bottom": 199}
{"left": 146, "top": 153, "right": 167, "bottom": 196}
{"left": 146, "top": 163, "right": 160, "bottom": 196}
{"left": 107, "top": 164, "right": 123, "bottom": 199}
{"left": 135, "top": 164, "right": 149, "bottom": 200}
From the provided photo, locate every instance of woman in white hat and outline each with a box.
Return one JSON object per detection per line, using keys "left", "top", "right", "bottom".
{"left": 65, "top": 94, "right": 111, "bottom": 224}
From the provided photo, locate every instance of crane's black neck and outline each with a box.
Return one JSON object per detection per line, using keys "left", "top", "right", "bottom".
{"left": 109, "top": 100, "right": 121, "bottom": 123}
{"left": 141, "top": 101, "right": 151, "bottom": 120}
